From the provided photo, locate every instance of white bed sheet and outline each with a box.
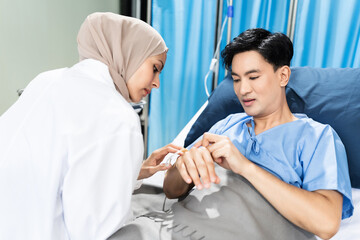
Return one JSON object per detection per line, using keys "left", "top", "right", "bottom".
{"left": 317, "top": 188, "right": 360, "bottom": 240}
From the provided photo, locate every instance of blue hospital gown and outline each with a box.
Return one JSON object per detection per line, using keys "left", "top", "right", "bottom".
{"left": 203, "top": 113, "right": 353, "bottom": 219}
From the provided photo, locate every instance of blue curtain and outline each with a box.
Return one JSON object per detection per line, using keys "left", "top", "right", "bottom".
{"left": 217, "top": 0, "right": 291, "bottom": 83}
{"left": 148, "top": 0, "right": 217, "bottom": 154}
{"left": 292, "top": 0, "right": 360, "bottom": 67}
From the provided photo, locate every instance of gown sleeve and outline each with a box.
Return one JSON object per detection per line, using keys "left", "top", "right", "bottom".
{"left": 61, "top": 105, "right": 144, "bottom": 239}
{"left": 301, "top": 124, "right": 353, "bottom": 219}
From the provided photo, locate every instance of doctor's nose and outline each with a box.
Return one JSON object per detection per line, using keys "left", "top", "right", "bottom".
{"left": 152, "top": 76, "right": 160, "bottom": 89}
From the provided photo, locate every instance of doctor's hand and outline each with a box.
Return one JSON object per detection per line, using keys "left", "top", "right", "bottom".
{"left": 195, "top": 133, "right": 250, "bottom": 176}
{"left": 138, "top": 143, "right": 182, "bottom": 180}
{"left": 175, "top": 146, "right": 220, "bottom": 190}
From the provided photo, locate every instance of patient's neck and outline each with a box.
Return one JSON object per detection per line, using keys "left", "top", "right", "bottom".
{"left": 251, "top": 104, "right": 296, "bottom": 135}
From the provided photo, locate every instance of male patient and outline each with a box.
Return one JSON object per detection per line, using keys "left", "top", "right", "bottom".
{"left": 111, "top": 28, "right": 353, "bottom": 240}
{"left": 163, "top": 28, "right": 353, "bottom": 239}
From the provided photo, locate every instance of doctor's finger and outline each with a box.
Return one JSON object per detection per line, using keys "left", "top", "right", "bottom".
{"left": 150, "top": 163, "right": 172, "bottom": 174}
{"left": 167, "top": 143, "right": 183, "bottom": 149}
{"left": 158, "top": 145, "right": 183, "bottom": 155}
{"left": 152, "top": 145, "right": 184, "bottom": 161}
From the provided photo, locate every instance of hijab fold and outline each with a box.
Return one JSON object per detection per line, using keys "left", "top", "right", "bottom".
{"left": 77, "top": 12, "right": 167, "bottom": 102}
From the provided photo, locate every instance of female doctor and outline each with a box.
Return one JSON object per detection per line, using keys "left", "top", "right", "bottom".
{"left": 0, "top": 12, "right": 180, "bottom": 239}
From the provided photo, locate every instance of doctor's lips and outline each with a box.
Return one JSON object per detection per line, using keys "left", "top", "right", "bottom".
{"left": 144, "top": 89, "right": 151, "bottom": 96}
{"left": 242, "top": 98, "right": 255, "bottom": 107}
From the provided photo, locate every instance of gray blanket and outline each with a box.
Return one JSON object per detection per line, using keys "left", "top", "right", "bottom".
{"left": 110, "top": 167, "right": 316, "bottom": 240}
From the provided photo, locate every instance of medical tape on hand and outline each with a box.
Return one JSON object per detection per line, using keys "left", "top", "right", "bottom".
{"left": 165, "top": 148, "right": 188, "bottom": 165}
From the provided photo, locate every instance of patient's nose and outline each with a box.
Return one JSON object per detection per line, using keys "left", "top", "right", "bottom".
{"left": 239, "top": 80, "right": 251, "bottom": 95}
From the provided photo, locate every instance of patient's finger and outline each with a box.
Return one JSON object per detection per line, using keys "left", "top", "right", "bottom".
{"left": 199, "top": 148, "right": 220, "bottom": 184}
{"left": 175, "top": 157, "right": 192, "bottom": 184}
{"left": 182, "top": 151, "right": 203, "bottom": 189}
{"left": 192, "top": 148, "right": 212, "bottom": 188}
{"left": 201, "top": 132, "right": 224, "bottom": 148}
{"left": 193, "top": 140, "right": 203, "bottom": 148}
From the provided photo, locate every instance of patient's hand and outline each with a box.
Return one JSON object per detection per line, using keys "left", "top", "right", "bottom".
{"left": 195, "top": 133, "right": 250, "bottom": 176}
{"left": 175, "top": 147, "right": 220, "bottom": 190}
{"left": 138, "top": 143, "right": 182, "bottom": 180}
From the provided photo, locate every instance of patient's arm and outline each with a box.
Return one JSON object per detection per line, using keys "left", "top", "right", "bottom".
{"left": 199, "top": 132, "right": 343, "bottom": 240}
{"left": 163, "top": 163, "right": 193, "bottom": 199}
{"left": 243, "top": 164, "right": 342, "bottom": 240}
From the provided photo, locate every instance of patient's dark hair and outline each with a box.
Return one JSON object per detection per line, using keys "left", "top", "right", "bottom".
{"left": 221, "top": 28, "right": 293, "bottom": 71}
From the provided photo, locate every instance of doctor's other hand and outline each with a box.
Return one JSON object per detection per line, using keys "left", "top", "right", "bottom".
{"left": 138, "top": 143, "right": 182, "bottom": 180}
{"left": 175, "top": 147, "right": 220, "bottom": 190}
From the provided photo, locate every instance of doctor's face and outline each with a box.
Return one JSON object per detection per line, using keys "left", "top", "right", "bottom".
{"left": 231, "top": 50, "right": 287, "bottom": 118}
{"left": 127, "top": 52, "right": 167, "bottom": 102}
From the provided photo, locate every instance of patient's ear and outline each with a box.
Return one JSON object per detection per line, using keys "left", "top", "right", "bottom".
{"left": 278, "top": 66, "right": 291, "bottom": 87}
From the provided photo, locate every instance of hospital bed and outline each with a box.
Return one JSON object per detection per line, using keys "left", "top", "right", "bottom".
{"left": 119, "top": 67, "right": 360, "bottom": 239}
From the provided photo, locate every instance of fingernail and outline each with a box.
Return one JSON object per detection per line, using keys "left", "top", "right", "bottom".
{"left": 196, "top": 184, "right": 203, "bottom": 190}
{"left": 204, "top": 183, "right": 210, "bottom": 188}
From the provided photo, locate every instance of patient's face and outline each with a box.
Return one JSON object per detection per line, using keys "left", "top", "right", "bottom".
{"left": 127, "top": 52, "right": 167, "bottom": 102}
{"left": 231, "top": 51, "right": 285, "bottom": 118}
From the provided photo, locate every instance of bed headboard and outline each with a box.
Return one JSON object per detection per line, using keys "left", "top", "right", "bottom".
{"left": 184, "top": 67, "right": 360, "bottom": 188}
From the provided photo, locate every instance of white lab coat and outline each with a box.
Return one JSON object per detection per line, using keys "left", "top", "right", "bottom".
{"left": 0, "top": 59, "right": 144, "bottom": 239}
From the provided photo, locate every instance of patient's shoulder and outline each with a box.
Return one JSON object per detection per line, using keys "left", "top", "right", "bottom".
{"left": 294, "top": 114, "right": 341, "bottom": 147}
{"left": 296, "top": 114, "right": 334, "bottom": 134}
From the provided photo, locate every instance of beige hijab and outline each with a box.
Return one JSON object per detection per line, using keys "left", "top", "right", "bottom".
{"left": 77, "top": 12, "right": 168, "bottom": 102}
